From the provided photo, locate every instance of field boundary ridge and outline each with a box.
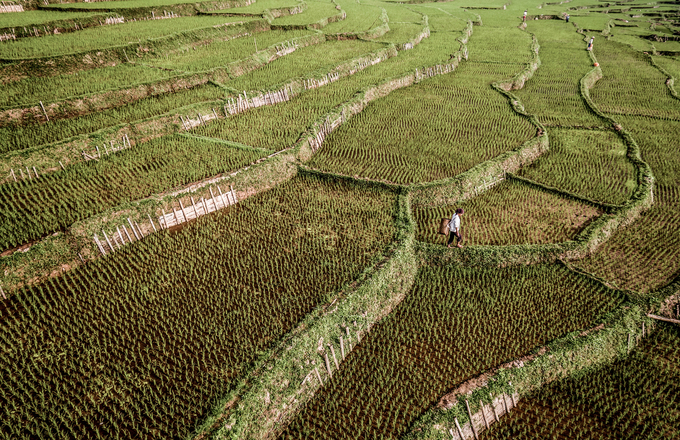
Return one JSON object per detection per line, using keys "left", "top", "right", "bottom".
{"left": 404, "top": 275, "right": 680, "bottom": 440}
{"left": 192, "top": 184, "right": 418, "bottom": 440}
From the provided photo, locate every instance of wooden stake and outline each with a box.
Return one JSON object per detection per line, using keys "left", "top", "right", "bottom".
{"left": 502, "top": 394, "right": 509, "bottom": 415}
{"left": 10, "top": 169, "right": 16, "bottom": 182}
{"left": 454, "top": 418, "right": 465, "bottom": 440}
{"left": 178, "top": 199, "right": 189, "bottom": 222}
{"left": 102, "top": 230, "right": 114, "bottom": 252}
{"left": 59, "top": 161, "right": 65, "bottom": 170}
{"left": 323, "top": 351, "right": 332, "bottom": 377}
{"left": 328, "top": 344, "right": 339, "bottom": 370}
{"left": 642, "top": 321, "right": 645, "bottom": 337}
{"left": 26, "top": 166, "right": 31, "bottom": 179}
{"left": 465, "top": 400, "right": 479, "bottom": 440}
{"left": 346, "top": 326, "right": 352, "bottom": 351}
{"left": 161, "top": 208, "right": 168, "bottom": 229}
{"left": 511, "top": 393, "right": 517, "bottom": 407}
{"left": 122, "top": 224, "right": 133, "bottom": 243}
{"left": 93, "top": 234, "right": 106, "bottom": 255}
{"left": 180, "top": 115, "right": 189, "bottom": 131}
{"left": 230, "top": 185, "right": 238, "bottom": 203}
{"left": 646, "top": 314, "right": 680, "bottom": 325}
{"left": 340, "top": 335, "right": 345, "bottom": 359}
{"left": 212, "top": 108, "right": 218, "bottom": 120}
{"left": 217, "top": 185, "right": 229, "bottom": 207}
{"left": 172, "top": 205, "right": 181, "bottom": 225}
{"left": 481, "top": 404, "right": 489, "bottom": 429}
{"left": 490, "top": 394, "right": 499, "bottom": 422}
{"left": 127, "top": 218, "right": 140, "bottom": 240}
{"left": 0, "top": 286, "right": 6, "bottom": 300}
{"left": 32, "top": 166, "right": 38, "bottom": 178}
{"left": 117, "top": 226, "right": 125, "bottom": 244}
{"left": 190, "top": 196, "right": 199, "bottom": 219}
{"left": 314, "top": 367, "right": 323, "bottom": 386}
{"left": 96, "top": 146, "right": 101, "bottom": 158}
{"left": 201, "top": 197, "right": 209, "bottom": 216}
{"left": 135, "top": 221, "right": 144, "bottom": 238}
{"left": 39, "top": 101, "right": 49, "bottom": 121}
{"left": 148, "top": 214, "right": 157, "bottom": 232}
{"left": 209, "top": 186, "right": 218, "bottom": 210}
{"left": 78, "top": 253, "right": 85, "bottom": 263}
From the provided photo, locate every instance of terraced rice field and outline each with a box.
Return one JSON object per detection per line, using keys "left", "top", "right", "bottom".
{"left": 478, "top": 323, "right": 680, "bottom": 440}
{"left": 414, "top": 180, "right": 602, "bottom": 246}
{"left": 1, "top": 0, "right": 679, "bottom": 438}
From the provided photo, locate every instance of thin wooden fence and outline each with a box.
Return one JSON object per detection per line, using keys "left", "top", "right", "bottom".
{"left": 93, "top": 184, "right": 238, "bottom": 255}
{"left": 82, "top": 134, "right": 132, "bottom": 161}
{"left": 0, "top": 2, "right": 23, "bottom": 13}
{"left": 449, "top": 393, "right": 520, "bottom": 440}
{"left": 301, "top": 326, "right": 363, "bottom": 388}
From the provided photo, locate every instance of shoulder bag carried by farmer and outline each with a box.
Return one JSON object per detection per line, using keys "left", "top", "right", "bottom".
{"left": 447, "top": 208, "right": 464, "bottom": 249}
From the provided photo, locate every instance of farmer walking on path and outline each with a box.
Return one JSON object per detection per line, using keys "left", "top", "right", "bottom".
{"left": 447, "top": 208, "right": 464, "bottom": 249}
{"left": 523, "top": 10, "right": 527, "bottom": 22}
{"left": 587, "top": 36, "right": 594, "bottom": 51}
{"left": 565, "top": 13, "right": 570, "bottom": 23}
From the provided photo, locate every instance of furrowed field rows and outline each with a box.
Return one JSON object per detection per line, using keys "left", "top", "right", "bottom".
{"left": 380, "top": 1, "right": 424, "bottom": 23}
{"left": 321, "top": 0, "right": 384, "bottom": 35}
{"left": 653, "top": 55, "right": 680, "bottom": 85}
{"left": 271, "top": 0, "right": 341, "bottom": 27}
{"left": 518, "top": 128, "right": 635, "bottom": 205}
{"left": 0, "top": 20, "right": 466, "bottom": 179}
{"left": 414, "top": 180, "right": 602, "bottom": 246}
{"left": 109, "top": 29, "right": 315, "bottom": 72}
{"left": 306, "top": 61, "right": 535, "bottom": 184}
{"left": 189, "top": 56, "right": 401, "bottom": 152}
{"left": 512, "top": 21, "right": 604, "bottom": 128}
{"left": 280, "top": 264, "right": 624, "bottom": 440}
{"left": 43, "top": 0, "right": 244, "bottom": 10}
{"left": 0, "top": 64, "right": 177, "bottom": 110}
{"left": 374, "top": 22, "right": 427, "bottom": 47}
{"left": 478, "top": 323, "right": 680, "bottom": 440}
{"left": 210, "top": 0, "right": 302, "bottom": 15}
{"left": 408, "top": 3, "right": 468, "bottom": 33}
{"left": 0, "top": 15, "right": 250, "bottom": 60}
{"left": 0, "top": 10, "right": 102, "bottom": 28}
{"left": 0, "top": 83, "right": 223, "bottom": 154}
{"left": 591, "top": 38, "right": 680, "bottom": 120}
{"left": 467, "top": 27, "right": 533, "bottom": 64}
{"left": 353, "top": 28, "right": 472, "bottom": 80}
{"left": 189, "top": 25, "right": 471, "bottom": 151}
{"left": 223, "top": 38, "right": 386, "bottom": 91}
{"left": 0, "top": 134, "right": 267, "bottom": 251}
{"left": 0, "top": 174, "right": 397, "bottom": 440}
{"left": 573, "top": 116, "right": 680, "bottom": 293}
{"left": 0, "top": 36, "right": 385, "bottom": 153}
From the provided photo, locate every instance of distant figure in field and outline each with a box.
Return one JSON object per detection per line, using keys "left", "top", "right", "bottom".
{"left": 565, "top": 14, "right": 570, "bottom": 23}
{"left": 447, "top": 208, "right": 464, "bottom": 249}
{"left": 587, "top": 36, "right": 594, "bottom": 51}
{"left": 523, "top": 10, "right": 527, "bottom": 22}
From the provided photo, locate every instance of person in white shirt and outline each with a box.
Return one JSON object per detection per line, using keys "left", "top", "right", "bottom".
{"left": 447, "top": 208, "right": 464, "bottom": 248}
{"left": 523, "top": 10, "right": 527, "bottom": 22}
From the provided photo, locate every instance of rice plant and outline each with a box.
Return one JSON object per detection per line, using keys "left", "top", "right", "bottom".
{"left": 280, "top": 264, "right": 623, "bottom": 440}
